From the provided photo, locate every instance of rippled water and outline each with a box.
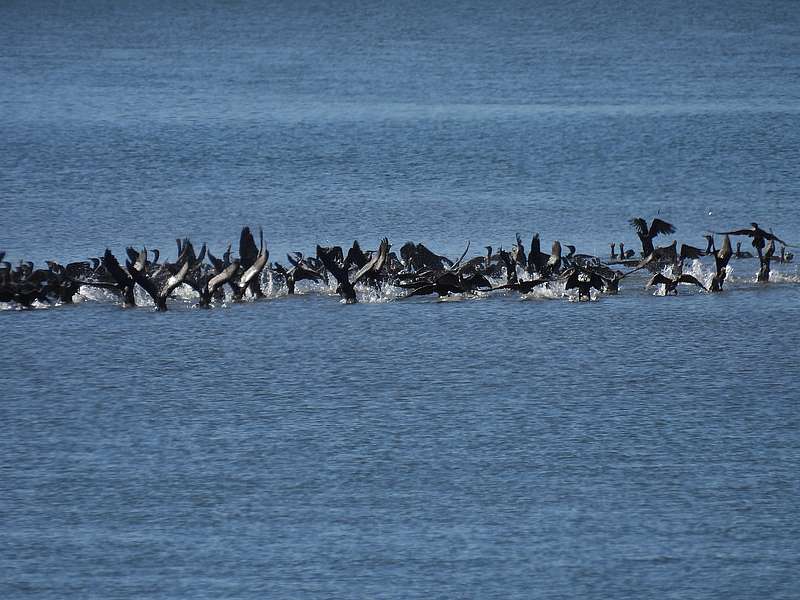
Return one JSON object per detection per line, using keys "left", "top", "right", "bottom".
{"left": 2, "top": 1, "right": 800, "bottom": 598}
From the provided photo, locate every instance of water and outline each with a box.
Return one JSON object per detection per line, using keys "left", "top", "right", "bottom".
{"left": 2, "top": 1, "right": 800, "bottom": 598}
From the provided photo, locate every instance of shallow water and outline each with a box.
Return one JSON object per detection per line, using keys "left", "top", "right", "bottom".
{"left": 2, "top": 1, "right": 800, "bottom": 598}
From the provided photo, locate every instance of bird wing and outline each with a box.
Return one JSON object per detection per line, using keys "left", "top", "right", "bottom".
{"left": 345, "top": 240, "right": 367, "bottom": 269}
{"left": 293, "top": 264, "right": 324, "bottom": 283}
{"left": 371, "top": 238, "right": 390, "bottom": 273}
{"left": 353, "top": 238, "right": 389, "bottom": 284}
{"left": 646, "top": 273, "right": 672, "bottom": 287}
{"left": 589, "top": 271, "right": 607, "bottom": 290}
{"left": 239, "top": 227, "right": 259, "bottom": 268}
{"left": 127, "top": 261, "right": 159, "bottom": 303}
{"left": 648, "top": 218, "right": 676, "bottom": 238}
{"left": 160, "top": 260, "right": 189, "bottom": 298}
{"left": 175, "top": 239, "right": 192, "bottom": 265}
{"left": 715, "top": 228, "right": 754, "bottom": 237}
{"left": 529, "top": 233, "right": 541, "bottom": 262}
{"left": 677, "top": 274, "right": 706, "bottom": 290}
{"left": 286, "top": 252, "right": 304, "bottom": 268}
{"left": 195, "top": 243, "right": 207, "bottom": 265}
{"left": 448, "top": 241, "right": 471, "bottom": 271}
{"left": 102, "top": 250, "right": 133, "bottom": 288}
{"left": 680, "top": 243, "right": 705, "bottom": 260}
{"left": 207, "top": 262, "right": 239, "bottom": 295}
{"left": 764, "top": 231, "right": 787, "bottom": 245}
{"left": 65, "top": 261, "right": 93, "bottom": 279}
{"left": 513, "top": 234, "right": 527, "bottom": 265}
{"left": 131, "top": 248, "right": 147, "bottom": 272}
{"left": 401, "top": 284, "right": 435, "bottom": 299}
{"left": 317, "top": 245, "right": 348, "bottom": 285}
{"left": 517, "top": 278, "right": 548, "bottom": 292}
{"left": 461, "top": 272, "right": 492, "bottom": 290}
{"left": 629, "top": 217, "right": 648, "bottom": 239}
{"left": 715, "top": 235, "right": 733, "bottom": 272}
{"left": 239, "top": 251, "right": 268, "bottom": 286}
{"left": 564, "top": 269, "right": 580, "bottom": 290}
{"left": 207, "top": 250, "right": 225, "bottom": 273}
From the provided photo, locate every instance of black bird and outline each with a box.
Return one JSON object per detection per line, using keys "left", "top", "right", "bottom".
{"left": 345, "top": 241, "right": 368, "bottom": 270}
{"left": 757, "top": 239, "right": 776, "bottom": 283}
{"left": 232, "top": 244, "right": 269, "bottom": 301}
{"left": 646, "top": 272, "right": 706, "bottom": 295}
{"left": 184, "top": 259, "right": 239, "bottom": 307}
{"left": 527, "top": 233, "right": 550, "bottom": 273}
{"left": 629, "top": 217, "right": 676, "bottom": 257}
{"left": 679, "top": 242, "right": 706, "bottom": 260}
{"left": 709, "top": 235, "right": 733, "bottom": 292}
{"left": 492, "top": 277, "right": 549, "bottom": 294}
{"left": 715, "top": 223, "right": 786, "bottom": 260}
{"left": 399, "top": 242, "right": 452, "bottom": 272}
{"left": 498, "top": 248, "right": 518, "bottom": 286}
{"left": 238, "top": 227, "right": 266, "bottom": 298}
{"left": 563, "top": 266, "right": 606, "bottom": 301}
{"left": 318, "top": 238, "right": 389, "bottom": 303}
{"left": 399, "top": 271, "right": 464, "bottom": 298}
{"left": 100, "top": 249, "right": 137, "bottom": 307}
{"left": 543, "top": 241, "right": 563, "bottom": 276}
{"left": 511, "top": 233, "right": 527, "bottom": 268}
{"left": 127, "top": 248, "right": 189, "bottom": 311}
{"left": 400, "top": 269, "right": 492, "bottom": 299}
{"left": 272, "top": 258, "right": 325, "bottom": 295}
{"left": 456, "top": 246, "right": 494, "bottom": 276}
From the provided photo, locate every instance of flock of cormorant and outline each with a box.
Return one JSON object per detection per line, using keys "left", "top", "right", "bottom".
{"left": 0, "top": 219, "right": 794, "bottom": 311}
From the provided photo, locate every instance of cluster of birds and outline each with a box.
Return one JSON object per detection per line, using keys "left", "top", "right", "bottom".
{"left": 0, "top": 219, "right": 793, "bottom": 311}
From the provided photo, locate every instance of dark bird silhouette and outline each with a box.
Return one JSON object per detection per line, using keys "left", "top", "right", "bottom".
{"left": 511, "top": 233, "right": 527, "bottom": 269}
{"left": 191, "top": 261, "right": 239, "bottom": 307}
{"left": 127, "top": 249, "right": 189, "bottom": 311}
{"left": 709, "top": 235, "right": 733, "bottom": 292}
{"left": 563, "top": 266, "right": 606, "bottom": 301}
{"left": 629, "top": 217, "right": 676, "bottom": 257}
{"left": 100, "top": 249, "right": 137, "bottom": 307}
{"left": 527, "top": 234, "right": 550, "bottom": 273}
{"left": 318, "top": 238, "right": 389, "bottom": 303}
{"left": 232, "top": 242, "right": 269, "bottom": 301}
{"left": 399, "top": 242, "right": 452, "bottom": 272}
{"left": 273, "top": 258, "right": 325, "bottom": 295}
{"left": 345, "top": 240, "right": 368, "bottom": 270}
{"left": 715, "top": 223, "right": 786, "bottom": 260}
{"left": 498, "top": 248, "right": 518, "bottom": 286}
{"left": 679, "top": 242, "right": 707, "bottom": 260}
{"left": 238, "top": 227, "right": 266, "bottom": 298}
{"left": 646, "top": 272, "right": 706, "bottom": 295}
{"left": 544, "top": 240, "right": 563, "bottom": 276}
{"left": 400, "top": 269, "right": 492, "bottom": 299}
{"left": 757, "top": 239, "right": 776, "bottom": 283}
{"left": 492, "top": 277, "right": 549, "bottom": 294}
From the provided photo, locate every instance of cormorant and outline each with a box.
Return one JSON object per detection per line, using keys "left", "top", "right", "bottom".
{"left": 629, "top": 217, "right": 676, "bottom": 257}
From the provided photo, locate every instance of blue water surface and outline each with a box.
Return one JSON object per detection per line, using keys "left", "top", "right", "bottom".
{"left": 2, "top": 1, "right": 799, "bottom": 598}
